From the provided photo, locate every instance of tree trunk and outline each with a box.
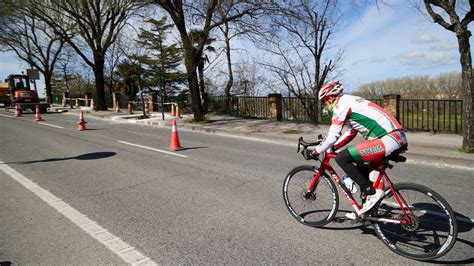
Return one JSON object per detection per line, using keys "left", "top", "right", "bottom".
{"left": 93, "top": 53, "right": 107, "bottom": 111}
{"left": 223, "top": 24, "right": 233, "bottom": 114}
{"left": 184, "top": 55, "right": 204, "bottom": 121}
{"left": 457, "top": 28, "right": 473, "bottom": 150}
{"left": 44, "top": 72, "right": 53, "bottom": 104}
{"left": 198, "top": 59, "right": 208, "bottom": 114}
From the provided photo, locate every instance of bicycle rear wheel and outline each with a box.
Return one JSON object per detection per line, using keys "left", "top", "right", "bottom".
{"left": 282, "top": 165, "right": 338, "bottom": 227}
{"left": 373, "top": 182, "right": 457, "bottom": 261}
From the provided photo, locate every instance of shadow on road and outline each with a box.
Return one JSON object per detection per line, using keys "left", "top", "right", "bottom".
{"left": 0, "top": 262, "right": 12, "bottom": 266}
{"left": 1, "top": 152, "right": 116, "bottom": 165}
{"left": 319, "top": 209, "right": 474, "bottom": 264}
{"left": 178, "top": 146, "right": 208, "bottom": 151}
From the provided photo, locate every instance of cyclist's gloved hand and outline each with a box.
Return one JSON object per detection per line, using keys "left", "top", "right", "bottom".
{"left": 302, "top": 148, "right": 318, "bottom": 160}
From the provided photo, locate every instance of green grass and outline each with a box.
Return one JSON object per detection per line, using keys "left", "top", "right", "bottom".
{"left": 185, "top": 118, "right": 209, "bottom": 124}
{"left": 458, "top": 147, "right": 474, "bottom": 153}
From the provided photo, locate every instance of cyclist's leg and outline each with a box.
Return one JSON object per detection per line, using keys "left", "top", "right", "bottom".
{"left": 336, "top": 139, "right": 386, "bottom": 195}
{"left": 336, "top": 130, "right": 408, "bottom": 194}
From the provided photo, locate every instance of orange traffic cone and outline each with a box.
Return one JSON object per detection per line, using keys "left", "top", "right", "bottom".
{"left": 35, "top": 105, "right": 44, "bottom": 121}
{"left": 169, "top": 119, "right": 182, "bottom": 151}
{"left": 15, "top": 103, "right": 22, "bottom": 117}
{"left": 171, "top": 104, "right": 175, "bottom": 116}
{"left": 175, "top": 105, "right": 181, "bottom": 118}
{"left": 128, "top": 102, "right": 133, "bottom": 114}
{"left": 77, "top": 110, "right": 87, "bottom": 131}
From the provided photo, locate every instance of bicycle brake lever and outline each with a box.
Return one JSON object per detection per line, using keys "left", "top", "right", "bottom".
{"left": 297, "top": 137, "right": 303, "bottom": 153}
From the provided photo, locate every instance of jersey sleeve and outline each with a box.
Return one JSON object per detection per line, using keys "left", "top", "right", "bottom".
{"left": 315, "top": 106, "right": 351, "bottom": 154}
{"left": 333, "top": 128, "right": 357, "bottom": 150}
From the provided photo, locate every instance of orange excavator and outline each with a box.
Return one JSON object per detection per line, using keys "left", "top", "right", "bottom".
{"left": 0, "top": 74, "right": 49, "bottom": 113}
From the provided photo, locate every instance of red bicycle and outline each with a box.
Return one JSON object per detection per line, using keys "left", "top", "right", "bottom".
{"left": 282, "top": 136, "right": 457, "bottom": 261}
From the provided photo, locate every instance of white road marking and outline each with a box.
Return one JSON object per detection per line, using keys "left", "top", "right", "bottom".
{"left": 38, "top": 122, "right": 65, "bottom": 129}
{"left": 118, "top": 140, "right": 188, "bottom": 158}
{"left": 0, "top": 114, "right": 13, "bottom": 118}
{"left": 406, "top": 159, "right": 474, "bottom": 171}
{"left": 0, "top": 162, "right": 157, "bottom": 265}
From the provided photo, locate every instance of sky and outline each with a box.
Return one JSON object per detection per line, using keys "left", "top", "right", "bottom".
{"left": 333, "top": 2, "right": 470, "bottom": 92}
{"left": 0, "top": 2, "right": 471, "bottom": 97}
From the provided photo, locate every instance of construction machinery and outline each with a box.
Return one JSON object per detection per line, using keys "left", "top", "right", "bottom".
{"left": 0, "top": 74, "right": 50, "bottom": 113}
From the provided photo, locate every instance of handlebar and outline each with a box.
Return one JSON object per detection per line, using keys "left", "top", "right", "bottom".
{"left": 297, "top": 135, "right": 323, "bottom": 153}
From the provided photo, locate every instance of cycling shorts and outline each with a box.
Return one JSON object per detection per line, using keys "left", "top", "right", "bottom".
{"left": 347, "top": 130, "right": 408, "bottom": 163}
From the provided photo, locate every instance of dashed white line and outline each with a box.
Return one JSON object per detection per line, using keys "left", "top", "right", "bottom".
{"left": 0, "top": 161, "right": 157, "bottom": 265}
{"left": 118, "top": 140, "right": 188, "bottom": 158}
{"left": 38, "top": 122, "right": 65, "bottom": 129}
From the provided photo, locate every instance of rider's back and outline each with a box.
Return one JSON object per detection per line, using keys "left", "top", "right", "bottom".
{"left": 334, "top": 95, "right": 403, "bottom": 139}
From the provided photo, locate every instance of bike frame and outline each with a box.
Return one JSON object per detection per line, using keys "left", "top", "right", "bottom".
{"left": 307, "top": 152, "right": 415, "bottom": 225}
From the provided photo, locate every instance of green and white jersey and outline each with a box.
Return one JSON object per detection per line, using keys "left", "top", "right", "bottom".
{"left": 315, "top": 95, "right": 403, "bottom": 154}
{"left": 335, "top": 95, "right": 402, "bottom": 139}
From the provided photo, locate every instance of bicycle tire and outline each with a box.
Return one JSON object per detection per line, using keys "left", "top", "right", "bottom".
{"left": 282, "top": 165, "right": 339, "bottom": 227}
{"left": 373, "top": 182, "right": 458, "bottom": 261}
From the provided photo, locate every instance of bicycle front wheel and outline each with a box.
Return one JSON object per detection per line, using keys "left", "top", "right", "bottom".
{"left": 373, "top": 182, "right": 457, "bottom": 261}
{"left": 282, "top": 165, "right": 339, "bottom": 227}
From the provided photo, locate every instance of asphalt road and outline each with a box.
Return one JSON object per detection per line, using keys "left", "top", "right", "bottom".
{"left": 0, "top": 111, "right": 472, "bottom": 264}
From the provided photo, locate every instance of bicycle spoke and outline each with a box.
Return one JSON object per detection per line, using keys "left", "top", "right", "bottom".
{"left": 283, "top": 166, "right": 338, "bottom": 228}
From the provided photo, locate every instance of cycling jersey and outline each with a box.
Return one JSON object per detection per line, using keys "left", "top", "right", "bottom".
{"left": 316, "top": 95, "right": 403, "bottom": 154}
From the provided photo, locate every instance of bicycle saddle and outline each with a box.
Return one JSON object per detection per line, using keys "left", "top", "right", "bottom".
{"left": 385, "top": 145, "right": 408, "bottom": 163}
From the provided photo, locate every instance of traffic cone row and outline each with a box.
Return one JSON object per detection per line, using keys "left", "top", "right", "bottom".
{"left": 18, "top": 104, "right": 186, "bottom": 154}
{"left": 171, "top": 104, "right": 175, "bottom": 116}
{"left": 77, "top": 110, "right": 87, "bottom": 131}
{"left": 169, "top": 119, "right": 182, "bottom": 151}
{"left": 35, "top": 105, "right": 44, "bottom": 121}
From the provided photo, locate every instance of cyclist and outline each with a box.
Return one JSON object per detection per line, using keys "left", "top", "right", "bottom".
{"left": 303, "top": 81, "right": 408, "bottom": 217}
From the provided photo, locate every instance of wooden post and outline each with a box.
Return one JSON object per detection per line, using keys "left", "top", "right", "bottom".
{"left": 112, "top": 92, "right": 119, "bottom": 110}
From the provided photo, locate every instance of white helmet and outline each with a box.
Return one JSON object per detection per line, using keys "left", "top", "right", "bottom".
{"left": 318, "top": 81, "right": 344, "bottom": 101}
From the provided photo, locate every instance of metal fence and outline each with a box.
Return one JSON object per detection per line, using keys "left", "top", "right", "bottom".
{"left": 399, "top": 99, "right": 463, "bottom": 133}
{"left": 209, "top": 96, "right": 463, "bottom": 134}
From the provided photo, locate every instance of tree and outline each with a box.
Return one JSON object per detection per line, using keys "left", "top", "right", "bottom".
{"left": 421, "top": 0, "right": 473, "bottom": 151}
{"left": 27, "top": 0, "right": 145, "bottom": 111}
{"left": 150, "top": 0, "right": 261, "bottom": 121}
{"left": 215, "top": 1, "right": 262, "bottom": 114}
{"left": 355, "top": 72, "right": 462, "bottom": 99}
{"left": 257, "top": 0, "right": 342, "bottom": 123}
{"left": 136, "top": 17, "right": 186, "bottom": 98}
{"left": 0, "top": 0, "right": 65, "bottom": 103}
{"left": 114, "top": 59, "right": 143, "bottom": 99}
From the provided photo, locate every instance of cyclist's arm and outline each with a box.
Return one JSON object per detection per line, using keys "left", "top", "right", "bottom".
{"left": 315, "top": 106, "right": 351, "bottom": 154}
{"left": 333, "top": 127, "right": 357, "bottom": 150}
